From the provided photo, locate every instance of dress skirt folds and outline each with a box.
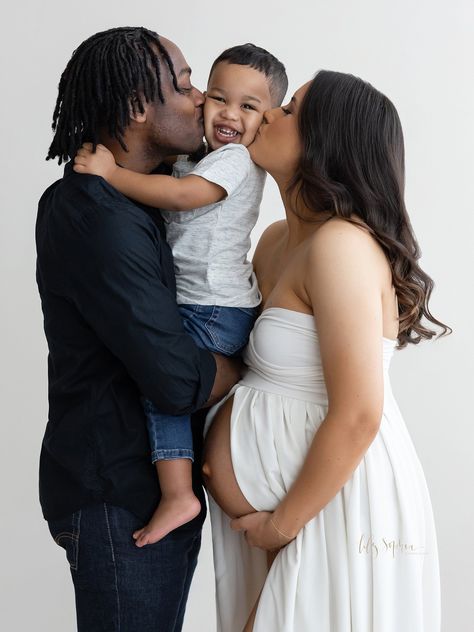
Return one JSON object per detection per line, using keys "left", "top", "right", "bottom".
{"left": 205, "top": 308, "right": 440, "bottom": 632}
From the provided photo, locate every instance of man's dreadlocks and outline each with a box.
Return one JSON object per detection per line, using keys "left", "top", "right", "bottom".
{"left": 47, "top": 27, "right": 178, "bottom": 164}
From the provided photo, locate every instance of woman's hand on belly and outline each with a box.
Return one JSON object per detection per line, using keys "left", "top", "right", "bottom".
{"left": 230, "top": 510, "right": 294, "bottom": 552}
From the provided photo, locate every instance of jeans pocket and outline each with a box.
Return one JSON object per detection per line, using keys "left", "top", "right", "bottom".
{"left": 48, "top": 510, "right": 81, "bottom": 571}
{"left": 204, "top": 306, "right": 258, "bottom": 355}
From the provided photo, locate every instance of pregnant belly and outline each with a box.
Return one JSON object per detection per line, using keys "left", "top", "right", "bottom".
{"left": 203, "top": 395, "right": 256, "bottom": 519}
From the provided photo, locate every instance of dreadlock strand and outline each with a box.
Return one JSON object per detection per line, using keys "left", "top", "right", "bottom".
{"left": 47, "top": 26, "right": 179, "bottom": 163}
{"left": 155, "top": 37, "right": 178, "bottom": 92}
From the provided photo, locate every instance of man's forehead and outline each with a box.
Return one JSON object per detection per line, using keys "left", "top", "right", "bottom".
{"left": 160, "top": 37, "right": 190, "bottom": 75}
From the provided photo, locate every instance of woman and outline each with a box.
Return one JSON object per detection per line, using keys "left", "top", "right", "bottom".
{"left": 203, "top": 71, "right": 449, "bottom": 632}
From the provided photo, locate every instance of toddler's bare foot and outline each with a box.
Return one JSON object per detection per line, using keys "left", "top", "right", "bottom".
{"left": 133, "top": 493, "right": 201, "bottom": 547}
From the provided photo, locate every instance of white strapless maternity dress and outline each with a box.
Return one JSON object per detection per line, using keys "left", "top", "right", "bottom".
{"left": 206, "top": 307, "right": 440, "bottom": 632}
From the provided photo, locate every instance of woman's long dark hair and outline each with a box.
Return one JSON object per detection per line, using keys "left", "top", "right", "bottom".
{"left": 290, "top": 70, "right": 450, "bottom": 348}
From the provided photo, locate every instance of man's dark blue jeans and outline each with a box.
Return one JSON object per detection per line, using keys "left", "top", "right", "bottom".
{"left": 48, "top": 502, "right": 203, "bottom": 631}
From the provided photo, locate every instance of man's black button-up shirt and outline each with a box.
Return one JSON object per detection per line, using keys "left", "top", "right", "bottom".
{"left": 36, "top": 163, "right": 216, "bottom": 521}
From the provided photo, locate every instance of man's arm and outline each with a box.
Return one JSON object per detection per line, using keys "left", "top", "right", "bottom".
{"left": 65, "top": 194, "right": 236, "bottom": 414}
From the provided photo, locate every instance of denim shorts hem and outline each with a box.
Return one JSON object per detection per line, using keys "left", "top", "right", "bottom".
{"left": 178, "top": 304, "right": 258, "bottom": 356}
{"left": 151, "top": 449, "right": 195, "bottom": 464}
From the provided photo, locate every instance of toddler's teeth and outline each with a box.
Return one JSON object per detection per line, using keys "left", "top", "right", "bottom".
{"left": 217, "top": 126, "right": 239, "bottom": 138}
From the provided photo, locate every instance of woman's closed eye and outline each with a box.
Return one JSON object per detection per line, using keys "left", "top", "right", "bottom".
{"left": 281, "top": 106, "right": 292, "bottom": 115}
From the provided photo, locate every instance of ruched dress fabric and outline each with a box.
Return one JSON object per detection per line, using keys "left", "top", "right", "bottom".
{"left": 206, "top": 307, "right": 440, "bottom": 632}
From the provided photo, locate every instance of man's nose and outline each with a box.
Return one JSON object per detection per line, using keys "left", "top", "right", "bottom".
{"left": 192, "top": 86, "right": 205, "bottom": 107}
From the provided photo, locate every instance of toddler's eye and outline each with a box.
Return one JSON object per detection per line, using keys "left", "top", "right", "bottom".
{"left": 242, "top": 104, "right": 256, "bottom": 111}
{"left": 208, "top": 95, "right": 225, "bottom": 103}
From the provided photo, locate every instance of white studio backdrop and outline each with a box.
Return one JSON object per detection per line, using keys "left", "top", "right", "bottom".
{"left": 0, "top": 1, "right": 472, "bottom": 630}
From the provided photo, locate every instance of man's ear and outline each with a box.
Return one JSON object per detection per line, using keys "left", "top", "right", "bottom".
{"left": 203, "top": 91, "right": 207, "bottom": 99}
{"left": 129, "top": 94, "right": 147, "bottom": 123}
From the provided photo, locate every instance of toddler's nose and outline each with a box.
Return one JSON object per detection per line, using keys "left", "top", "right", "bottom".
{"left": 221, "top": 104, "right": 240, "bottom": 120}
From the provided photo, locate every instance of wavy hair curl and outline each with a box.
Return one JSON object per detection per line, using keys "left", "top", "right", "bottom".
{"left": 289, "top": 70, "right": 450, "bottom": 348}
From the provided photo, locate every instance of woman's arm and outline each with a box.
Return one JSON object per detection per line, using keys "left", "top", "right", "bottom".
{"left": 232, "top": 220, "right": 387, "bottom": 547}
{"left": 73, "top": 143, "right": 226, "bottom": 211}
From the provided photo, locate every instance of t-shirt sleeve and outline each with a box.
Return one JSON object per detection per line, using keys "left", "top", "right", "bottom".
{"left": 189, "top": 144, "right": 251, "bottom": 197}
{"left": 172, "top": 155, "right": 195, "bottom": 178}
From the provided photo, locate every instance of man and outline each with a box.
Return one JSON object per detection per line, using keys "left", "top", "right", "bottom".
{"left": 36, "top": 27, "right": 239, "bottom": 631}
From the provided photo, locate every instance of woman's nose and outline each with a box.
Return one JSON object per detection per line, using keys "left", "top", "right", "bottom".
{"left": 263, "top": 106, "right": 284, "bottom": 125}
{"left": 192, "top": 86, "right": 205, "bottom": 107}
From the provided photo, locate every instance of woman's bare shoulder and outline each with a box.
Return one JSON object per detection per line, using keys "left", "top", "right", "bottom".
{"left": 258, "top": 219, "right": 287, "bottom": 243}
{"left": 253, "top": 220, "right": 287, "bottom": 264}
{"left": 309, "top": 217, "right": 384, "bottom": 260}
{"left": 305, "top": 217, "right": 390, "bottom": 286}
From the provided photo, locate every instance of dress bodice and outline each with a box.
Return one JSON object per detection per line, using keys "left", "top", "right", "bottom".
{"left": 241, "top": 307, "right": 396, "bottom": 405}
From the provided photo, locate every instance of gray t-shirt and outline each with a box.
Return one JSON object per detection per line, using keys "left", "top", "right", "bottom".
{"left": 161, "top": 143, "right": 265, "bottom": 307}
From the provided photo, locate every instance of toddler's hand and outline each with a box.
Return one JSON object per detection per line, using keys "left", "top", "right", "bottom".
{"left": 73, "top": 143, "right": 118, "bottom": 180}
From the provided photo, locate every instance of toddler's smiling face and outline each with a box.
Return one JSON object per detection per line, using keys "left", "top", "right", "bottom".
{"left": 203, "top": 62, "right": 273, "bottom": 151}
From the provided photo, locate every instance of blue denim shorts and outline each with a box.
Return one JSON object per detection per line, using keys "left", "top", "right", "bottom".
{"left": 144, "top": 303, "right": 259, "bottom": 463}
{"left": 178, "top": 303, "right": 259, "bottom": 356}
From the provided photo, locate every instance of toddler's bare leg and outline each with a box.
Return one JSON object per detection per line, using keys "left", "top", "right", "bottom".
{"left": 133, "top": 459, "right": 201, "bottom": 547}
